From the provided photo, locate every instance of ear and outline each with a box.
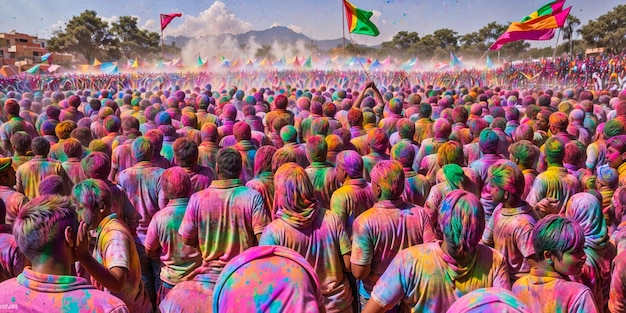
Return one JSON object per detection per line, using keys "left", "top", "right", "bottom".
{"left": 65, "top": 226, "right": 76, "bottom": 248}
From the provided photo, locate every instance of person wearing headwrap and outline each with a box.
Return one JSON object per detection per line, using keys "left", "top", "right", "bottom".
{"left": 414, "top": 103, "right": 435, "bottom": 143}
{"left": 259, "top": 163, "right": 353, "bottom": 313}
{"left": 352, "top": 160, "right": 437, "bottom": 311}
{"left": 0, "top": 157, "right": 27, "bottom": 225}
{"left": 245, "top": 146, "right": 277, "bottom": 219}
{"left": 596, "top": 165, "right": 619, "bottom": 226}
{"left": 197, "top": 123, "right": 220, "bottom": 173}
{"left": 211, "top": 245, "right": 325, "bottom": 313}
{"left": 304, "top": 136, "right": 340, "bottom": 210}
{"left": 512, "top": 215, "right": 598, "bottom": 313}
{"left": 526, "top": 137, "right": 581, "bottom": 216}
{"left": 363, "top": 190, "right": 509, "bottom": 312}
{"left": 264, "top": 94, "right": 295, "bottom": 137}
{"left": 565, "top": 193, "right": 616, "bottom": 313}
{"left": 446, "top": 288, "right": 532, "bottom": 313}
{"left": 415, "top": 118, "right": 450, "bottom": 171}
{"left": 276, "top": 125, "right": 309, "bottom": 168}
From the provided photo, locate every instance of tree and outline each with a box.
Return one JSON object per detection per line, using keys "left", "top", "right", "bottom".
{"left": 111, "top": 16, "right": 160, "bottom": 60}
{"left": 47, "top": 10, "right": 120, "bottom": 62}
{"left": 433, "top": 28, "right": 459, "bottom": 51}
{"left": 579, "top": 5, "right": 626, "bottom": 54}
{"left": 562, "top": 15, "right": 581, "bottom": 57}
{"left": 380, "top": 31, "right": 420, "bottom": 58}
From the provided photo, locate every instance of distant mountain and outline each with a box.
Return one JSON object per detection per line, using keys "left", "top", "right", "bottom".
{"left": 165, "top": 26, "right": 358, "bottom": 52}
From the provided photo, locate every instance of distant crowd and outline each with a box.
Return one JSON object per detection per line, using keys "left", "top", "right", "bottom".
{"left": 0, "top": 79, "right": 625, "bottom": 313}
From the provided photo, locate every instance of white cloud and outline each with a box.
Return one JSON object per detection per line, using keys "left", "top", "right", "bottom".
{"left": 140, "top": 19, "right": 159, "bottom": 33}
{"left": 168, "top": 1, "right": 252, "bottom": 38}
{"left": 371, "top": 10, "right": 381, "bottom": 23}
{"left": 41, "top": 20, "right": 66, "bottom": 38}
{"left": 99, "top": 15, "right": 120, "bottom": 27}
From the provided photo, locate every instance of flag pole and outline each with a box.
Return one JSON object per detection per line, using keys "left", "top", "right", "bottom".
{"left": 552, "top": 28, "right": 562, "bottom": 59}
{"left": 161, "top": 20, "right": 165, "bottom": 61}
{"left": 341, "top": 0, "right": 346, "bottom": 50}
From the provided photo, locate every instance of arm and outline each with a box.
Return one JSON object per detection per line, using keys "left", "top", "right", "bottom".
{"left": 75, "top": 222, "right": 128, "bottom": 293}
{"left": 351, "top": 263, "right": 371, "bottom": 280}
{"left": 352, "top": 80, "right": 375, "bottom": 109}
{"left": 343, "top": 254, "right": 351, "bottom": 273}
{"left": 361, "top": 299, "right": 387, "bottom": 313}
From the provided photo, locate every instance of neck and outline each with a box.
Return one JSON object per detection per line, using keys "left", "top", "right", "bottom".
{"left": 547, "top": 161, "right": 562, "bottom": 168}
{"left": 31, "top": 258, "right": 72, "bottom": 276}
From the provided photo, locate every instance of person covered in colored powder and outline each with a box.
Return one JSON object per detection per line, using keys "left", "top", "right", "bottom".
{"left": 362, "top": 190, "right": 510, "bottom": 312}
{"left": 0, "top": 195, "right": 129, "bottom": 312}
{"left": 512, "top": 215, "right": 598, "bottom": 313}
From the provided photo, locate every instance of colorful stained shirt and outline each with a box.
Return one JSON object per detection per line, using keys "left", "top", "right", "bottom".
{"left": 16, "top": 156, "right": 73, "bottom": 200}
{"left": 0, "top": 117, "right": 36, "bottom": 154}
{"left": 105, "top": 180, "right": 140, "bottom": 238}
{"left": 259, "top": 208, "right": 353, "bottom": 313}
{"left": 159, "top": 276, "right": 215, "bottom": 313}
{"left": 234, "top": 140, "right": 257, "bottom": 184}
{"left": 117, "top": 161, "right": 164, "bottom": 244}
{"left": 176, "top": 127, "right": 202, "bottom": 145}
{"left": 197, "top": 142, "right": 220, "bottom": 173}
{"left": 178, "top": 179, "right": 270, "bottom": 285}
{"left": 402, "top": 169, "right": 431, "bottom": 207}
{"left": 277, "top": 143, "right": 310, "bottom": 168}
{"left": 415, "top": 138, "right": 445, "bottom": 171}
{"left": 111, "top": 139, "right": 135, "bottom": 176}
{"left": 145, "top": 198, "right": 202, "bottom": 285}
{"left": 414, "top": 118, "right": 435, "bottom": 143}
{"left": 305, "top": 162, "right": 340, "bottom": 209}
{"left": 0, "top": 224, "right": 24, "bottom": 282}
{"left": 609, "top": 250, "right": 626, "bottom": 313}
{"left": 161, "top": 136, "right": 176, "bottom": 162}
{"left": 92, "top": 214, "right": 152, "bottom": 313}
{"left": 59, "top": 107, "right": 85, "bottom": 123}
{"left": 469, "top": 154, "right": 507, "bottom": 191}
{"left": 49, "top": 141, "right": 68, "bottom": 162}
{"left": 525, "top": 166, "right": 581, "bottom": 215}
{"left": 245, "top": 172, "right": 275, "bottom": 219}
{"left": 329, "top": 178, "right": 376, "bottom": 239}
{"left": 0, "top": 268, "right": 129, "bottom": 313}
{"left": 450, "top": 123, "right": 472, "bottom": 146}
{"left": 611, "top": 222, "right": 626, "bottom": 255}
{"left": 379, "top": 114, "right": 403, "bottom": 136}
{"left": 11, "top": 154, "right": 32, "bottom": 172}
{"left": 62, "top": 157, "right": 88, "bottom": 186}
{"left": 512, "top": 268, "right": 598, "bottom": 313}
{"left": 362, "top": 152, "right": 390, "bottom": 182}
{"left": 521, "top": 169, "right": 538, "bottom": 200}
{"left": 370, "top": 242, "right": 510, "bottom": 312}
{"left": 351, "top": 199, "right": 438, "bottom": 298}
{"left": 619, "top": 162, "right": 626, "bottom": 188}
{"left": 586, "top": 139, "right": 608, "bottom": 170}
{"left": 0, "top": 186, "right": 28, "bottom": 225}
{"left": 482, "top": 203, "right": 537, "bottom": 281}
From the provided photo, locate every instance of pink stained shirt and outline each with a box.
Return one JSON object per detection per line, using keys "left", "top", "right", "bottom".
{"left": 482, "top": 203, "right": 537, "bottom": 281}
{"left": 512, "top": 268, "right": 599, "bottom": 313}
{"left": 259, "top": 208, "right": 353, "bottom": 313}
{"left": 351, "top": 199, "right": 438, "bottom": 297}
{"left": 370, "top": 242, "right": 511, "bottom": 312}
{"left": 609, "top": 250, "right": 626, "bottom": 313}
{"left": 0, "top": 268, "right": 129, "bottom": 313}
{"left": 0, "top": 224, "right": 25, "bottom": 283}
{"left": 145, "top": 198, "right": 202, "bottom": 285}
{"left": 178, "top": 179, "right": 271, "bottom": 285}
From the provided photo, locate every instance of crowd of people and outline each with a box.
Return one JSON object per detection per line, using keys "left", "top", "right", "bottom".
{"left": 0, "top": 75, "right": 624, "bottom": 313}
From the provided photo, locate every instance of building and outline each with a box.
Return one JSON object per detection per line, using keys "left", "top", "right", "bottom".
{"left": 0, "top": 30, "right": 47, "bottom": 62}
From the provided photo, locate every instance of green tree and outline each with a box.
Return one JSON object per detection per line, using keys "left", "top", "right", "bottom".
{"left": 433, "top": 28, "right": 459, "bottom": 51}
{"left": 47, "top": 10, "right": 120, "bottom": 62}
{"left": 412, "top": 34, "right": 438, "bottom": 60}
{"left": 380, "top": 31, "right": 420, "bottom": 58}
{"left": 562, "top": 15, "right": 581, "bottom": 56}
{"left": 579, "top": 5, "right": 626, "bottom": 54}
{"left": 111, "top": 16, "right": 160, "bottom": 60}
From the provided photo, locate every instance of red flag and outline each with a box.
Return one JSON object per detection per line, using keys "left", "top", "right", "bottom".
{"left": 160, "top": 13, "right": 182, "bottom": 31}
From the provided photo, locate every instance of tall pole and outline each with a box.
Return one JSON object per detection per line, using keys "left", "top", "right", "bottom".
{"left": 552, "top": 28, "right": 562, "bottom": 59}
{"left": 341, "top": 0, "right": 346, "bottom": 50}
{"left": 161, "top": 27, "right": 165, "bottom": 61}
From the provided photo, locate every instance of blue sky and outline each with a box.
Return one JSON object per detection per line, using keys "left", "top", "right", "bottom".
{"left": 0, "top": 0, "right": 620, "bottom": 47}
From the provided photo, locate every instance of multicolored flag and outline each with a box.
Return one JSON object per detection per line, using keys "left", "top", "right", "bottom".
{"left": 160, "top": 13, "right": 182, "bottom": 31}
{"left": 343, "top": 0, "right": 380, "bottom": 36}
{"left": 489, "top": 2, "right": 570, "bottom": 50}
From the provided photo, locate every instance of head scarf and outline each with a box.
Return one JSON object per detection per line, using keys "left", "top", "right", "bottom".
{"left": 274, "top": 163, "right": 318, "bottom": 228}
{"left": 565, "top": 192, "right": 608, "bottom": 251}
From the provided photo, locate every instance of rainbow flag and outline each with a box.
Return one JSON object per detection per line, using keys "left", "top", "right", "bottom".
{"left": 343, "top": 0, "right": 380, "bottom": 36}
{"left": 490, "top": 1, "right": 570, "bottom": 51}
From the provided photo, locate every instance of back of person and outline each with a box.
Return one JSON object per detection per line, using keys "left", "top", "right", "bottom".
{"left": 0, "top": 270, "right": 129, "bottom": 313}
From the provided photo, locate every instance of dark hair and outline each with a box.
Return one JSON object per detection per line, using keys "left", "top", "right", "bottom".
{"left": 532, "top": 215, "right": 585, "bottom": 260}
{"left": 217, "top": 147, "right": 242, "bottom": 179}
{"left": 173, "top": 138, "right": 199, "bottom": 167}
{"left": 10, "top": 131, "right": 31, "bottom": 155}
{"left": 31, "top": 136, "right": 51, "bottom": 156}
